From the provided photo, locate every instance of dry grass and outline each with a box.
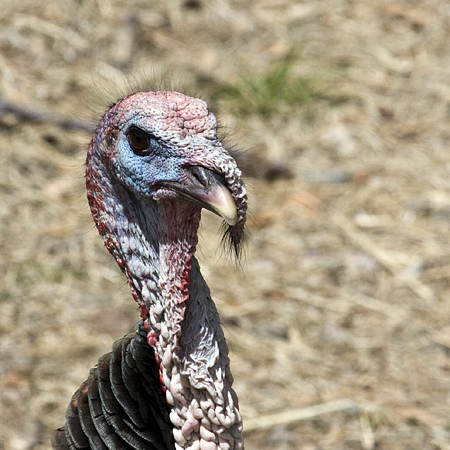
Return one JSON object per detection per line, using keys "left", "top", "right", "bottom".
{"left": 1, "top": 0, "right": 450, "bottom": 449}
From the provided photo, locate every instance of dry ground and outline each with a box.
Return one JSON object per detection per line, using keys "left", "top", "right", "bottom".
{"left": 1, "top": 0, "right": 450, "bottom": 449}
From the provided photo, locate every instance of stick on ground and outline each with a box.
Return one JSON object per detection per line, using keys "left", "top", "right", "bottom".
{"left": 0, "top": 97, "right": 94, "bottom": 132}
{"left": 243, "top": 398, "right": 378, "bottom": 433}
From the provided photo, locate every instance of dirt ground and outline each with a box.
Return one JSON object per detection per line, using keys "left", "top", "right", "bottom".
{"left": 1, "top": 0, "right": 450, "bottom": 449}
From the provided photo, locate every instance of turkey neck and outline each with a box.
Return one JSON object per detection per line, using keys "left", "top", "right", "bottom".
{"left": 87, "top": 161, "right": 244, "bottom": 450}
{"left": 155, "top": 199, "right": 201, "bottom": 372}
{"left": 157, "top": 200, "right": 245, "bottom": 450}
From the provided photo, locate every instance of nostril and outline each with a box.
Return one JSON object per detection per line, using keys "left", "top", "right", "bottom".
{"left": 190, "top": 166, "right": 211, "bottom": 188}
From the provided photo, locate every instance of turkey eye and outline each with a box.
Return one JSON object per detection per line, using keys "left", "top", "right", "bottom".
{"left": 128, "top": 127, "right": 151, "bottom": 156}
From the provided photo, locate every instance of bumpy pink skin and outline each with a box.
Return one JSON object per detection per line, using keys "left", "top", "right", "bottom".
{"left": 86, "top": 91, "right": 246, "bottom": 450}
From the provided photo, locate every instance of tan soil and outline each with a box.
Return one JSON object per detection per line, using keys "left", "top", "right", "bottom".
{"left": 1, "top": 1, "right": 450, "bottom": 449}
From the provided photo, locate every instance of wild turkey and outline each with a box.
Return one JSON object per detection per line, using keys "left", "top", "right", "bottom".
{"left": 52, "top": 91, "right": 247, "bottom": 450}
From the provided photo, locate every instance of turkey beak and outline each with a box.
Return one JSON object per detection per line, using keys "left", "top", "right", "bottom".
{"left": 185, "top": 166, "right": 238, "bottom": 226}
{"left": 199, "top": 178, "right": 238, "bottom": 226}
{"left": 162, "top": 166, "right": 238, "bottom": 226}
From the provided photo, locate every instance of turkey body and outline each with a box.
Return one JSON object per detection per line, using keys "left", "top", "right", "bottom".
{"left": 52, "top": 321, "right": 174, "bottom": 450}
{"left": 53, "top": 91, "right": 247, "bottom": 450}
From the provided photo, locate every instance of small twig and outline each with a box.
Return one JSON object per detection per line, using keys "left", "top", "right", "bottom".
{"left": 332, "top": 212, "right": 437, "bottom": 303}
{"left": 285, "top": 285, "right": 410, "bottom": 324}
{"left": 0, "top": 97, "right": 94, "bottom": 132}
{"left": 243, "top": 398, "right": 378, "bottom": 433}
{"left": 360, "top": 408, "right": 375, "bottom": 450}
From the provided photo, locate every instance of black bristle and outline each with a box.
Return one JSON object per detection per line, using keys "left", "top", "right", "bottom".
{"left": 220, "top": 221, "right": 248, "bottom": 262}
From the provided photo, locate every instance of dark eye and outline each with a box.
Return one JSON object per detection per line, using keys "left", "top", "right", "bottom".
{"left": 128, "top": 126, "right": 152, "bottom": 156}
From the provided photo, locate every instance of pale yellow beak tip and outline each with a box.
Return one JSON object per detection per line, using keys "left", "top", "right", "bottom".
{"left": 210, "top": 184, "right": 238, "bottom": 226}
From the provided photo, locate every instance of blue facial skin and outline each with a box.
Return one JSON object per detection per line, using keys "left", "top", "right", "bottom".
{"left": 111, "top": 130, "right": 183, "bottom": 199}
{"left": 111, "top": 119, "right": 218, "bottom": 202}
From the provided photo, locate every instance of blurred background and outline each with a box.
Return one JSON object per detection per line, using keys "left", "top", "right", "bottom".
{"left": 1, "top": 0, "right": 450, "bottom": 449}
